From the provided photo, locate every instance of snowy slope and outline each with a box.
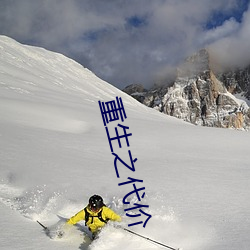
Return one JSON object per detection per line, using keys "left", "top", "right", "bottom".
{"left": 0, "top": 36, "right": 250, "bottom": 250}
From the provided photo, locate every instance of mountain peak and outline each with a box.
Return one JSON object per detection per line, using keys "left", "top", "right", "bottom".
{"left": 177, "top": 49, "right": 211, "bottom": 78}
{"left": 124, "top": 48, "right": 250, "bottom": 130}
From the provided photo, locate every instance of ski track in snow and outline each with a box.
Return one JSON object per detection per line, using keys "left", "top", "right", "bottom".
{"left": 0, "top": 181, "right": 61, "bottom": 221}
{"left": 0, "top": 179, "right": 212, "bottom": 250}
{"left": 0, "top": 181, "right": 96, "bottom": 249}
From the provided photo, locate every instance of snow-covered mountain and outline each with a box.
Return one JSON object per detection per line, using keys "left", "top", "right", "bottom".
{"left": 0, "top": 36, "right": 250, "bottom": 250}
{"left": 124, "top": 49, "right": 250, "bottom": 130}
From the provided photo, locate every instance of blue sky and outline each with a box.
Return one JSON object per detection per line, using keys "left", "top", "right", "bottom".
{"left": 205, "top": 0, "right": 249, "bottom": 28}
{"left": 0, "top": 0, "right": 249, "bottom": 89}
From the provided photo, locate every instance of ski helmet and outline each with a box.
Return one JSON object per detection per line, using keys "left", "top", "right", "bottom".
{"left": 89, "top": 195, "right": 104, "bottom": 210}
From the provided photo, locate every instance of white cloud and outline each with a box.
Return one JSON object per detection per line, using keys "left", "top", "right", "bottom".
{"left": 200, "top": 18, "right": 240, "bottom": 45}
{"left": 209, "top": 5, "right": 250, "bottom": 68}
{"left": 0, "top": 0, "right": 249, "bottom": 88}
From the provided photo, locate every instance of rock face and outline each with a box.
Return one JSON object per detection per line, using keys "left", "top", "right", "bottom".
{"left": 123, "top": 49, "right": 250, "bottom": 130}
{"left": 123, "top": 84, "right": 147, "bottom": 103}
{"left": 217, "top": 66, "right": 250, "bottom": 100}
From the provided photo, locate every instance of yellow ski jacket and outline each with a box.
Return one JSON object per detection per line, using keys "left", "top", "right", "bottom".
{"left": 67, "top": 206, "right": 121, "bottom": 233}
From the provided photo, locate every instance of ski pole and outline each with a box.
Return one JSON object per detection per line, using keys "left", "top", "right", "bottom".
{"left": 123, "top": 228, "right": 180, "bottom": 250}
{"left": 37, "top": 220, "right": 48, "bottom": 231}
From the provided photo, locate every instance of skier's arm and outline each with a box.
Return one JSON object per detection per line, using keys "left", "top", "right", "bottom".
{"left": 67, "top": 209, "right": 85, "bottom": 225}
{"left": 104, "top": 207, "right": 122, "bottom": 222}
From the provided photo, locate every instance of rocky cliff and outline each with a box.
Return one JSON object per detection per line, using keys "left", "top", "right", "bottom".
{"left": 123, "top": 49, "right": 250, "bottom": 130}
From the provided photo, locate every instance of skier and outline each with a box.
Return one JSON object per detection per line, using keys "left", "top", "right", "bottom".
{"left": 66, "top": 194, "right": 121, "bottom": 239}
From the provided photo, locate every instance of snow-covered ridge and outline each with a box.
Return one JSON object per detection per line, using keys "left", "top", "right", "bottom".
{"left": 0, "top": 35, "right": 149, "bottom": 105}
{"left": 0, "top": 35, "right": 150, "bottom": 133}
